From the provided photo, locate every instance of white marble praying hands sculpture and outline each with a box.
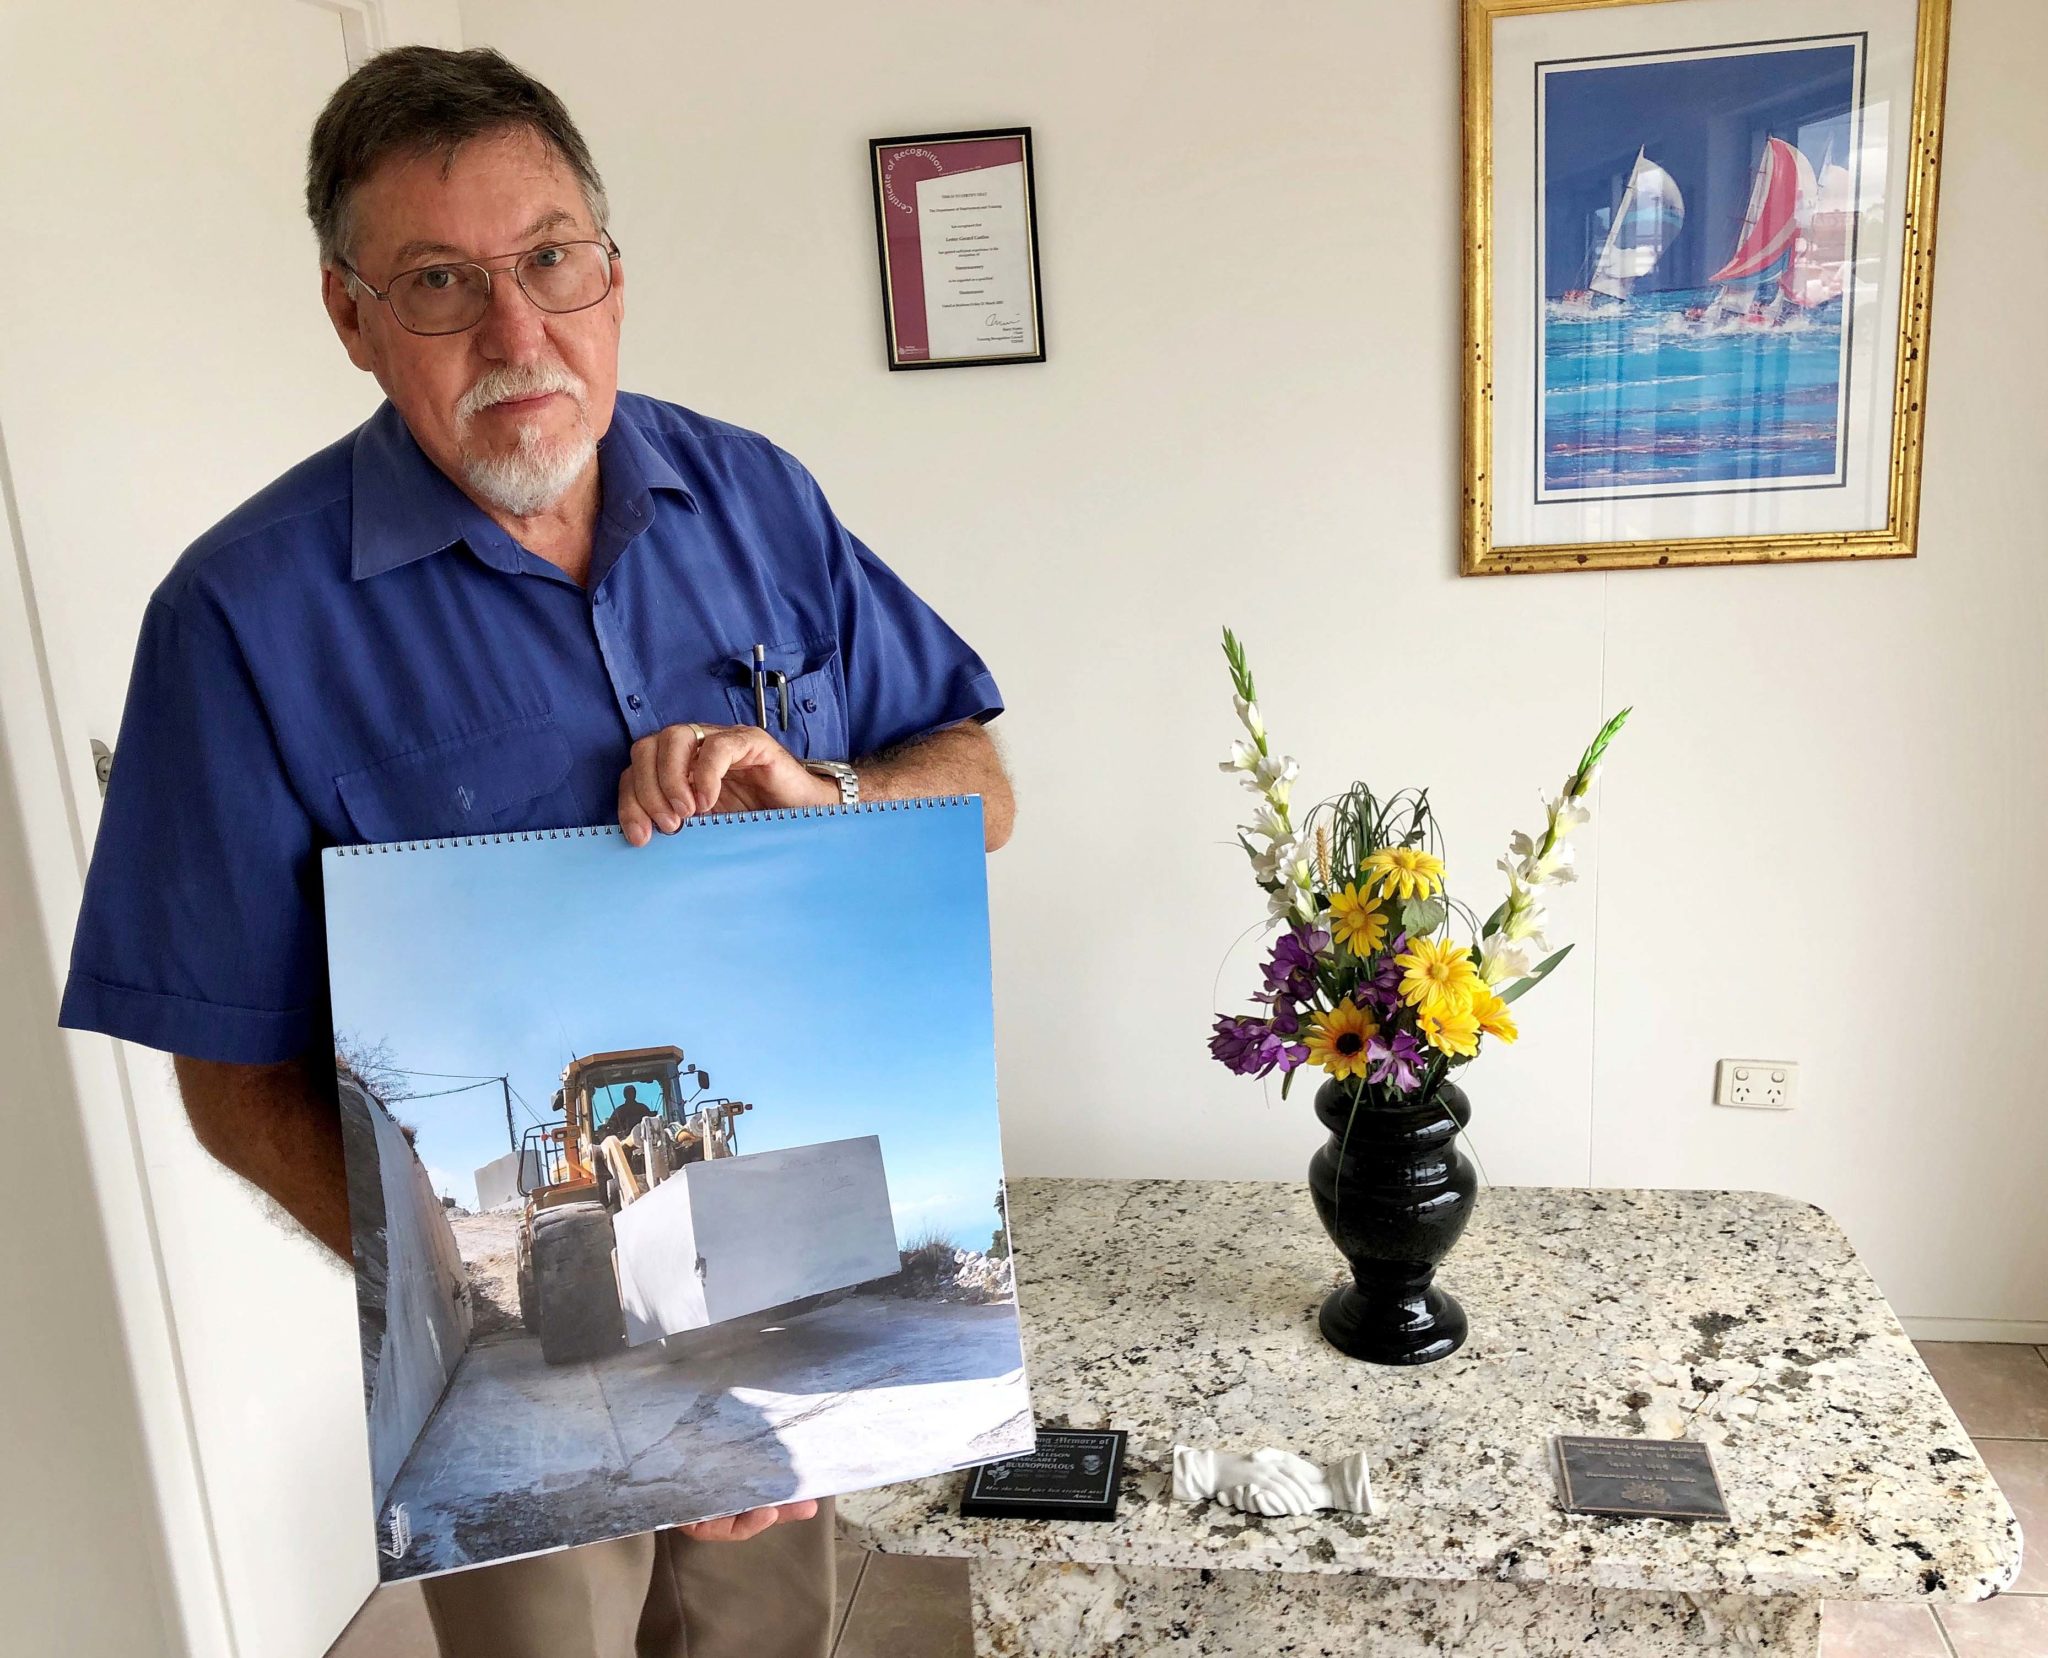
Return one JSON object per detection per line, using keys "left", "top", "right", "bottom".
{"left": 1171, "top": 1444, "right": 1374, "bottom": 1517}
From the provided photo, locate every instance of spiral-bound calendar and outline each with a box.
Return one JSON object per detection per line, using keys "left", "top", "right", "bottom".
{"left": 322, "top": 797, "right": 1031, "bottom": 1582}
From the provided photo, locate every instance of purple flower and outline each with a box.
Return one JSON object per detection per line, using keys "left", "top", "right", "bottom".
{"left": 1356, "top": 934, "right": 1410, "bottom": 1018}
{"left": 1260, "top": 926, "right": 1328, "bottom": 1006}
{"left": 1365, "top": 1028, "right": 1426, "bottom": 1093}
{"left": 1209, "top": 1014, "right": 1309, "bottom": 1079}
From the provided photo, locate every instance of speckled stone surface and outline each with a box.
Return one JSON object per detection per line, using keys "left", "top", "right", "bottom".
{"left": 970, "top": 1560, "right": 1823, "bottom": 1656}
{"left": 838, "top": 1180, "right": 2021, "bottom": 1609}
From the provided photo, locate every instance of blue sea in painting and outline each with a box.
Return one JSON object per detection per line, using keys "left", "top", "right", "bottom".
{"left": 1542, "top": 288, "right": 1847, "bottom": 493}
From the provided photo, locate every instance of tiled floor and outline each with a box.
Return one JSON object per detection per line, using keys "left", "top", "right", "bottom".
{"left": 329, "top": 1342, "right": 2045, "bottom": 1657}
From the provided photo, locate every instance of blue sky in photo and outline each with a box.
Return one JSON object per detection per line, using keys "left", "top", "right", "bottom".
{"left": 324, "top": 804, "right": 1004, "bottom": 1250}
{"left": 1543, "top": 40, "right": 1860, "bottom": 296}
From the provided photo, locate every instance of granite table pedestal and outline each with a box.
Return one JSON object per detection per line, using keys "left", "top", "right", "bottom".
{"left": 839, "top": 1178, "right": 2022, "bottom": 1657}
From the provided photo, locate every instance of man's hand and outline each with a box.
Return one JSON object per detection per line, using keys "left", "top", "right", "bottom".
{"left": 676, "top": 1499, "right": 818, "bottom": 1543}
{"left": 618, "top": 723, "right": 834, "bottom": 845}
{"left": 618, "top": 717, "right": 1015, "bottom": 851}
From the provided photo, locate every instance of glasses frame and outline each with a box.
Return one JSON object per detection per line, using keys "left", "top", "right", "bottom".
{"left": 339, "top": 234, "right": 623, "bottom": 337}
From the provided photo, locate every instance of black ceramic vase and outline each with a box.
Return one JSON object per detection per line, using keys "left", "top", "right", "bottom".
{"left": 1306, "top": 1074, "right": 1477, "bottom": 1365}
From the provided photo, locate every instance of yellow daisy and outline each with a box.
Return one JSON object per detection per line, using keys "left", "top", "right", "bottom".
{"left": 1363, "top": 845, "right": 1446, "bottom": 902}
{"left": 1327, "top": 883, "right": 1389, "bottom": 957}
{"left": 1472, "top": 987, "right": 1519, "bottom": 1044}
{"left": 1304, "top": 1002, "right": 1380, "bottom": 1081}
{"left": 1396, "top": 936, "right": 1481, "bottom": 1013}
{"left": 1418, "top": 1002, "right": 1480, "bottom": 1058}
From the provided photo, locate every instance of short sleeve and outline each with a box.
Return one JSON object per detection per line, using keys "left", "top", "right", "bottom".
{"left": 59, "top": 591, "right": 324, "bottom": 1064}
{"left": 781, "top": 454, "right": 1003, "bottom": 757}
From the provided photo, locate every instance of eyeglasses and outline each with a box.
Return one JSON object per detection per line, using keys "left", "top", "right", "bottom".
{"left": 340, "top": 236, "right": 621, "bottom": 337}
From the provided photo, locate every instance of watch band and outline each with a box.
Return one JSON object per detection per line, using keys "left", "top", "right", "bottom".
{"left": 803, "top": 758, "right": 860, "bottom": 806}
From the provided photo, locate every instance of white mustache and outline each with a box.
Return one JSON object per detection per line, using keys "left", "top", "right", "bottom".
{"left": 456, "top": 363, "right": 586, "bottom": 425}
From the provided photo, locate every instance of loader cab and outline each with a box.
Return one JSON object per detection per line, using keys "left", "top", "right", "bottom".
{"left": 517, "top": 1045, "right": 708, "bottom": 1211}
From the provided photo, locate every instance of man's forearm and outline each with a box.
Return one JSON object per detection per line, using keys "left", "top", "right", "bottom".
{"left": 855, "top": 720, "right": 1016, "bottom": 851}
{"left": 172, "top": 1053, "right": 352, "bottom": 1262}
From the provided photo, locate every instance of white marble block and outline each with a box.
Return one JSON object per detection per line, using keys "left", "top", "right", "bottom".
{"left": 613, "top": 1134, "right": 900, "bottom": 1344}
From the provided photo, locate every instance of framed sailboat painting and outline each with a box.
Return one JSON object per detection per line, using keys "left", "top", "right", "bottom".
{"left": 1461, "top": 0, "right": 1951, "bottom": 574}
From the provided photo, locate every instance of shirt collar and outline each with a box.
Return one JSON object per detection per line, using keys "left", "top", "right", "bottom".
{"left": 349, "top": 396, "right": 697, "bottom": 582}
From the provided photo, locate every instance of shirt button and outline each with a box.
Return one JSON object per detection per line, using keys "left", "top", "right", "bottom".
{"left": 627, "top": 694, "right": 643, "bottom": 711}
{"left": 802, "top": 697, "right": 817, "bottom": 713}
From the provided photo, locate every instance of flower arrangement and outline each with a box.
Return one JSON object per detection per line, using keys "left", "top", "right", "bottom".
{"left": 1211, "top": 627, "right": 1628, "bottom": 1107}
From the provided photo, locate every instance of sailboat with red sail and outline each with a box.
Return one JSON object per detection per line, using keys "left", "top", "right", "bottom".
{"left": 1690, "top": 136, "right": 1821, "bottom": 325}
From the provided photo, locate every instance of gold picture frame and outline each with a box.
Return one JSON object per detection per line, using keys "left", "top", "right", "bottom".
{"left": 1461, "top": 0, "right": 1952, "bottom": 575}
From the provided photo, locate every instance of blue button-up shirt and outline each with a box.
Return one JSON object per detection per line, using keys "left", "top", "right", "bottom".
{"left": 60, "top": 394, "right": 1002, "bottom": 1065}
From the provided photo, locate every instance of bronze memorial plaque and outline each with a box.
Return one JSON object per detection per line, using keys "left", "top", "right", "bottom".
{"left": 1552, "top": 1435, "right": 1730, "bottom": 1522}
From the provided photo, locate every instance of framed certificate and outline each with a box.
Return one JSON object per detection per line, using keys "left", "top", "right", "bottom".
{"left": 870, "top": 128, "right": 1046, "bottom": 370}
{"left": 1462, "top": 0, "right": 1951, "bottom": 575}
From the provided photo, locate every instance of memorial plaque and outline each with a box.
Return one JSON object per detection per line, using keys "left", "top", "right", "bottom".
{"left": 1552, "top": 1435, "right": 1730, "bottom": 1522}
{"left": 960, "top": 1429, "right": 1127, "bottom": 1522}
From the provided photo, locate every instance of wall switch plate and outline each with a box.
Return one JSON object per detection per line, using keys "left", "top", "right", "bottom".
{"left": 1715, "top": 1059, "right": 1797, "bottom": 1110}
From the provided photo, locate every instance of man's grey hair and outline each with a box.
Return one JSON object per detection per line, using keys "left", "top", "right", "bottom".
{"left": 306, "top": 45, "right": 609, "bottom": 273}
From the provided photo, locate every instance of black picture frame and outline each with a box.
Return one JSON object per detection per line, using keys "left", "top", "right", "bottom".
{"left": 869, "top": 126, "right": 1046, "bottom": 371}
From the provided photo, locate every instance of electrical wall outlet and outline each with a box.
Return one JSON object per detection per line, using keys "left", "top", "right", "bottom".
{"left": 1715, "top": 1059, "right": 1798, "bottom": 1110}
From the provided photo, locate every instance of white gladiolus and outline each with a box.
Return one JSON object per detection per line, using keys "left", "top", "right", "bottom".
{"left": 1220, "top": 739, "right": 1259, "bottom": 776}
{"left": 1254, "top": 752, "right": 1298, "bottom": 792}
{"left": 1504, "top": 899, "right": 1549, "bottom": 947}
{"left": 1479, "top": 935, "right": 1534, "bottom": 985}
{"left": 1251, "top": 829, "right": 1312, "bottom": 887}
{"left": 1268, "top": 880, "right": 1317, "bottom": 923}
{"left": 1235, "top": 697, "right": 1265, "bottom": 742}
{"left": 1501, "top": 798, "right": 1587, "bottom": 886}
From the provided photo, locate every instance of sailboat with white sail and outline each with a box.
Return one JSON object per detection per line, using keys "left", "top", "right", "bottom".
{"left": 1781, "top": 140, "right": 1856, "bottom": 310}
{"left": 1558, "top": 146, "right": 1686, "bottom": 313}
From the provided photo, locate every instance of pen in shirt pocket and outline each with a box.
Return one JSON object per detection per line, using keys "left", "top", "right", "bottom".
{"left": 748, "top": 644, "right": 789, "bottom": 731}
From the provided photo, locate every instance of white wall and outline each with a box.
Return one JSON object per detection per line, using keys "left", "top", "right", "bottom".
{"left": 461, "top": 0, "right": 2048, "bottom": 1333}
{"left": 0, "top": 700, "right": 175, "bottom": 1658}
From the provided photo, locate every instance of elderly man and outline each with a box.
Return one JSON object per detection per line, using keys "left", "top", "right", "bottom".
{"left": 59, "top": 44, "right": 1012, "bottom": 1658}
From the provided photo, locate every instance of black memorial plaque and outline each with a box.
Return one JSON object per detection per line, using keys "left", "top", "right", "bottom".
{"left": 1552, "top": 1435, "right": 1730, "bottom": 1522}
{"left": 960, "top": 1429, "right": 1127, "bottom": 1522}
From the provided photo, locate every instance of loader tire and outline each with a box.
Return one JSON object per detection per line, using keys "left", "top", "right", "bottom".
{"left": 530, "top": 1204, "right": 624, "bottom": 1365}
{"left": 515, "top": 1224, "right": 538, "bottom": 1334}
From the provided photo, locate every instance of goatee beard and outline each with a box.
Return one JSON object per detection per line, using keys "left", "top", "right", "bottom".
{"left": 460, "top": 420, "right": 596, "bottom": 516}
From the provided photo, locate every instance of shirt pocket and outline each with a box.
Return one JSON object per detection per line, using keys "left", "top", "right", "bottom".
{"left": 719, "top": 639, "right": 849, "bottom": 761}
{"left": 333, "top": 712, "right": 575, "bottom": 844}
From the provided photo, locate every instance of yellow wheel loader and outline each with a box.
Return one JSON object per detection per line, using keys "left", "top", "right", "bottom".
{"left": 511, "top": 1046, "right": 751, "bottom": 1364}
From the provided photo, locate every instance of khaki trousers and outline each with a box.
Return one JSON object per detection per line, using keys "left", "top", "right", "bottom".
{"left": 419, "top": 1502, "right": 836, "bottom": 1658}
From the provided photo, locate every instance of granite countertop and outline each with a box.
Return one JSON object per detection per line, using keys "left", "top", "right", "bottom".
{"left": 837, "top": 1179, "right": 2022, "bottom": 1603}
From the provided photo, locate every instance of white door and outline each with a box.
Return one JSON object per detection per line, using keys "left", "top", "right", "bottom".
{"left": 0, "top": 3, "right": 458, "bottom": 1654}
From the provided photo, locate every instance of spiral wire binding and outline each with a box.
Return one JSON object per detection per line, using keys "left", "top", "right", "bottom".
{"left": 329, "top": 794, "right": 974, "bottom": 855}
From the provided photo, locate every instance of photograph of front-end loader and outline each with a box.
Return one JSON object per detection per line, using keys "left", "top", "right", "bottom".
{"left": 513, "top": 1044, "right": 900, "bottom": 1365}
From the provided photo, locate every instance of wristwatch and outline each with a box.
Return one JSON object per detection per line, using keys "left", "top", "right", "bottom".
{"left": 801, "top": 758, "right": 861, "bottom": 806}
